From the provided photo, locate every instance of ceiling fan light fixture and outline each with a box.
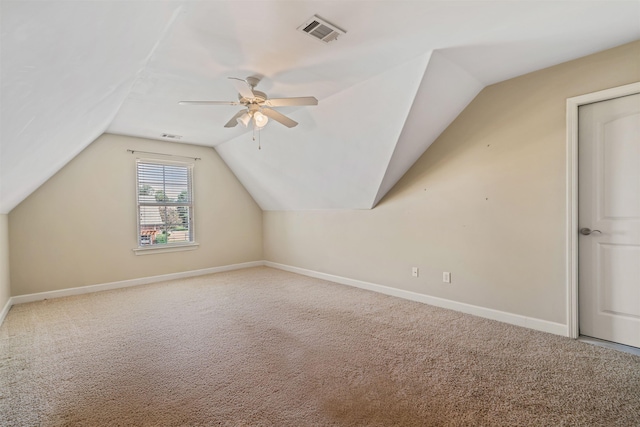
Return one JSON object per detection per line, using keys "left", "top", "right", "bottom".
{"left": 253, "top": 111, "right": 269, "bottom": 128}
{"left": 237, "top": 112, "right": 251, "bottom": 127}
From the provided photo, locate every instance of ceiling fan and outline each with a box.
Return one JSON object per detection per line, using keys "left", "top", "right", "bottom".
{"left": 179, "top": 77, "right": 318, "bottom": 129}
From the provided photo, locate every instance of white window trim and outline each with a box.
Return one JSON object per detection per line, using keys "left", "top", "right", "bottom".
{"left": 134, "top": 157, "right": 198, "bottom": 254}
{"left": 133, "top": 242, "right": 200, "bottom": 255}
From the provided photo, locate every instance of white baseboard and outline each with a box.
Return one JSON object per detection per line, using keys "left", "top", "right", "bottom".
{"left": 265, "top": 261, "right": 568, "bottom": 337}
{"left": 9, "top": 261, "right": 264, "bottom": 306}
{"left": 0, "top": 296, "right": 12, "bottom": 327}
{"left": 3, "top": 260, "right": 568, "bottom": 338}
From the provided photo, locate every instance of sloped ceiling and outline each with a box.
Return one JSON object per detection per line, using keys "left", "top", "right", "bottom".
{"left": 1, "top": 1, "right": 639, "bottom": 213}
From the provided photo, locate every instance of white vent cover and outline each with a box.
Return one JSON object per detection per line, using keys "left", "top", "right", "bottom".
{"left": 297, "top": 15, "right": 346, "bottom": 43}
{"left": 161, "top": 133, "right": 182, "bottom": 140}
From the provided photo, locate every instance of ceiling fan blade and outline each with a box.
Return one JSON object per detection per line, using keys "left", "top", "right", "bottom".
{"left": 179, "top": 100, "right": 240, "bottom": 106}
{"left": 261, "top": 108, "right": 298, "bottom": 128}
{"left": 264, "top": 97, "right": 318, "bottom": 107}
{"left": 224, "top": 110, "right": 247, "bottom": 128}
{"left": 228, "top": 77, "right": 255, "bottom": 100}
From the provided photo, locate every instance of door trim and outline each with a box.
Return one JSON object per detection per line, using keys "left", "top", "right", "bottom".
{"left": 566, "top": 82, "right": 640, "bottom": 339}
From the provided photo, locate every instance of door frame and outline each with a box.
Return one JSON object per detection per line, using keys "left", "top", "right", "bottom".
{"left": 566, "top": 82, "right": 640, "bottom": 339}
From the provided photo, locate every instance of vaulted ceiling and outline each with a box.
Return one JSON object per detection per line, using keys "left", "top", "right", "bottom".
{"left": 1, "top": 1, "right": 639, "bottom": 213}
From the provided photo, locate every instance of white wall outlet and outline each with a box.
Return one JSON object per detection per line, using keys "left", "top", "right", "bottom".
{"left": 412, "top": 267, "right": 419, "bottom": 277}
{"left": 443, "top": 272, "right": 451, "bottom": 283}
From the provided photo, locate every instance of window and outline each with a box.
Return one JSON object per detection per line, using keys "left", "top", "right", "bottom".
{"left": 136, "top": 160, "right": 195, "bottom": 251}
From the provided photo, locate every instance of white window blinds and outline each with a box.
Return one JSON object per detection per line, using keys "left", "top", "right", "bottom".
{"left": 136, "top": 160, "right": 194, "bottom": 247}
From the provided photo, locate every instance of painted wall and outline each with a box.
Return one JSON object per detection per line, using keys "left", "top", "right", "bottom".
{"left": 0, "top": 215, "right": 10, "bottom": 311}
{"left": 9, "top": 134, "right": 263, "bottom": 296}
{"left": 264, "top": 41, "right": 640, "bottom": 325}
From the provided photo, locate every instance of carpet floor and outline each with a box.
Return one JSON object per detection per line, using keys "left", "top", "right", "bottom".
{"left": 1, "top": 267, "right": 639, "bottom": 426}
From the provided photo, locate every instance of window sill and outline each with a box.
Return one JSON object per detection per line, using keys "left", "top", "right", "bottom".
{"left": 133, "top": 242, "right": 199, "bottom": 256}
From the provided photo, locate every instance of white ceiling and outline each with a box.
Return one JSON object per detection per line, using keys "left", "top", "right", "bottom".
{"left": 1, "top": 1, "right": 639, "bottom": 213}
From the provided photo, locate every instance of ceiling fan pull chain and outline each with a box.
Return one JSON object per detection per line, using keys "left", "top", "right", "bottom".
{"left": 252, "top": 125, "right": 261, "bottom": 149}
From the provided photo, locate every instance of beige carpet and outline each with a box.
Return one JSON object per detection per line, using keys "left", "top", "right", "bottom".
{"left": 1, "top": 267, "right": 639, "bottom": 426}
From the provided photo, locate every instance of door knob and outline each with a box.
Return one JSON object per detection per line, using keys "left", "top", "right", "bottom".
{"left": 580, "top": 228, "right": 602, "bottom": 235}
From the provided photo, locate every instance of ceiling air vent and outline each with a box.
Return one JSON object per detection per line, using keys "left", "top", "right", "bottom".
{"left": 161, "top": 133, "right": 182, "bottom": 140}
{"left": 297, "top": 15, "right": 346, "bottom": 43}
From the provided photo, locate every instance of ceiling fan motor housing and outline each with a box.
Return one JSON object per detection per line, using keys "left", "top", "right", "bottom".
{"left": 240, "top": 90, "right": 267, "bottom": 104}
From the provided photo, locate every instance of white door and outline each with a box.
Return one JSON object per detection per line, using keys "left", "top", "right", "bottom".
{"left": 579, "top": 93, "right": 640, "bottom": 348}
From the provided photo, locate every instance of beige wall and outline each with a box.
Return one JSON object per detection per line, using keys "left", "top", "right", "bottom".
{"left": 9, "top": 134, "right": 263, "bottom": 295}
{"left": 0, "top": 215, "right": 10, "bottom": 310}
{"left": 264, "top": 41, "right": 640, "bottom": 325}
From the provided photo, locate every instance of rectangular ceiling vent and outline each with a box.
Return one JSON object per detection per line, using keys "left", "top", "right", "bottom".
{"left": 297, "top": 15, "right": 346, "bottom": 44}
{"left": 161, "top": 133, "right": 182, "bottom": 140}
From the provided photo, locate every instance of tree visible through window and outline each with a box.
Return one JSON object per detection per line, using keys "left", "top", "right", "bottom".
{"left": 136, "top": 160, "right": 194, "bottom": 247}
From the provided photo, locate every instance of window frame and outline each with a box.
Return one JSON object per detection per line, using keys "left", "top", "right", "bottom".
{"left": 133, "top": 158, "right": 199, "bottom": 255}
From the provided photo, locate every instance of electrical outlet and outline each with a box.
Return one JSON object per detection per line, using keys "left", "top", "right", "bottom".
{"left": 443, "top": 272, "right": 451, "bottom": 283}
{"left": 412, "top": 267, "right": 419, "bottom": 278}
